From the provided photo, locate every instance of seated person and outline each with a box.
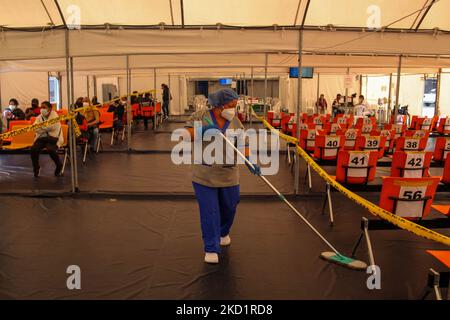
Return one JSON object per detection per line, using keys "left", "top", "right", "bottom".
{"left": 81, "top": 98, "right": 100, "bottom": 151}
{"left": 25, "top": 98, "right": 40, "bottom": 120}
{"left": 91, "top": 96, "right": 100, "bottom": 106}
{"left": 108, "top": 97, "right": 125, "bottom": 130}
{"left": 31, "top": 101, "right": 64, "bottom": 177}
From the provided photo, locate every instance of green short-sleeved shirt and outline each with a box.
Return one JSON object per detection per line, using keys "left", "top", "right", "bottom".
{"left": 186, "top": 109, "right": 245, "bottom": 188}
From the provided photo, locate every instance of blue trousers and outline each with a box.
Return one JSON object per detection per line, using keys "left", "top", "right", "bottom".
{"left": 193, "top": 182, "right": 240, "bottom": 253}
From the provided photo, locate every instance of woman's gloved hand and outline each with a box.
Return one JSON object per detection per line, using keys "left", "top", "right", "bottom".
{"left": 245, "top": 157, "right": 261, "bottom": 176}
{"left": 201, "top": 124, "right": 219, "bottom": 135}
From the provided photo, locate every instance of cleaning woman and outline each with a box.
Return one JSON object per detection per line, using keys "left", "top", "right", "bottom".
{"left": 186, "top": 88, "right": 261, "bottom": 264}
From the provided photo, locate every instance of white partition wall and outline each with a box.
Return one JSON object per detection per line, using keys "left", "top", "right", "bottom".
{"left": 398, "top": 75, "right": 425, "bottom": 116}
{"left": 440, "top": 72, "right": 450, "bottom": 116}
{"left": 0, "top": 72, "right": 49, "bottom": 109}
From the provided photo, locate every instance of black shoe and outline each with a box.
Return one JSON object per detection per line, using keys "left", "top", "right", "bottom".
{"left": 34, "top": 167, "right": 40, "bottom": 178}
{"left": 54, "top": 165, "right": 63, "bottom": 177}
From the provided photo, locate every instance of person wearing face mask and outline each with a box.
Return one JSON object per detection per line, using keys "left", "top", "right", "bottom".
{"left": 25, "top": 98, "right": 40, "bottom": 120}
{"left": 8, "top": 98, "right": 26, "bottom": 120}
{"left": 185, "top": 88, "right": 261, "bottom": 264}
{"left": 81, "top": 97, "right": 100, "bottom": 152}
{"left": 31, "top": 101, "right": 64, "bottom": 177}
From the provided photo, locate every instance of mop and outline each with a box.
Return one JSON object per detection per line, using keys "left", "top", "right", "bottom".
{"left": 204, "top": 118, "right": 368, "bottom": 271}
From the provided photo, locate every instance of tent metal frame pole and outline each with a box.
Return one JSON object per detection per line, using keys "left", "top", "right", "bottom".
{"left": 154, "top": 68, "right": 157, "bottom": 130}
{"left": 250, "top": 67, "right": 254, "bottom": 126}
{"left": 86, "top": 75, "right": 90, "bottom": 98}
{"left": 126, "top": 55, "right": 132, "bottom": 151}
{"left": 388, "top": 73, "right": 393, "bottom": 123}
{"left": 69, "top": 56, "right": 79, "bottom": 191}
{"left": 58, "top": 72, "right": 63, "bottom": 110}
{"left": 316, "top": 72, "right": 320, "bottom": 113}
{"left": 93, "top": 75, "right": 97, "bottom": 97}
{"left": 168, "top": 73, "right": 171, "bottom": 116}
{"left": 294, "top": 29, "right": 303, "bottom": 195}
{"left": 264, "top": 53, "right": 268, "bottom": 118}
{"left": 394, "top": 55, "right": 403, "bottom": 123}
{"left": 435, "top": 68, "right": 442, "bottom": 117}
{"left": 65, "top": 29, "right": 76, "bottom": 193}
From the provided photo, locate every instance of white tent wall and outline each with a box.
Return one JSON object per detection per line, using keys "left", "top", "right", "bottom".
{"left": 0, "top": 72, "right": 48, "bottom": 110}
{"left": 439, "top": 73, "right": 450, "bottom": 116}
{"left": 398, "top": 75, "right": 425, "bottom": 116}
{"left": 362, "top": 76, "right": 392, "bottom": 105}
{"left": 288, "top": 77, "right": 319, "bottom": 113}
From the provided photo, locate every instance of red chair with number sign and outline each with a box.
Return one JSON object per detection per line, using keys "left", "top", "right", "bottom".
{"left": 335, "top": 150, "right": 378, "bottom": 185}
{"left": 433, "top": 137, "right": 450, "bottom": 163}
{"left": 355, "top": 135, "right": 387, "bottom": 159}
{"left": 314, "top": 135, "right": 345, "bottom": 161}
{"left": 437, "top": 117, "right": 450, "bottom": 135}
{"left": 395, "top": 136, "right": 428, "bottom": 152}
{"left": 339, "top": 128, "right": 361, "bottom": 151}
{"left": 299, "top": 129, "right": 317, "bottom": 152}
{"left": 379, "top": 177, "right": 440, "bottom": 219}
{"left": 390, "top": 151, "right": 432, "bottom": 178}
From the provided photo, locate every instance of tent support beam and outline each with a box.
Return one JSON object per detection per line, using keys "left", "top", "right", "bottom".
{"left": 154, "top": 68, "right": 157, "bottom": 131}
{"left": 65, "top": 29, "right": 77, "bottom": 193}
{"left": 388, "top": 73, "right": 393, "bottom": 122}
{"left": 41, "top": 0, "right": 56, "bottom": 27}
{"left": 415, "top": 0, "right": 436, "bottom": 31}
{"left": 250, "top": 67, "right": 254, "bottom": 126}
{"left": 301, "top": 0, "right": 311, "bottom": 27}
{"left": 264, "top": 54, "right": 268, "bottom": 117}
{"left": 126, "top": 55, "right": 132, "bottom": 151}
{"left": 436, "top": 68, "right": 442, "bottom": 117}
{"left": 294, "top": 28, "right": 303, "bottom": 195}
{"left": 180, "top": 0, "right": 185, "bottom": 28}
{"left": 394, "top": 55, "right": 403, "bottom": 123}
{"left": 54, "top": 0, "right": 68, "bottom": 28}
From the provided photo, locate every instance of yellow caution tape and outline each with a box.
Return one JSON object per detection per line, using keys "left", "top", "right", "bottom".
{"left": 255, "top": 111, "right": 450, "bottom": 246}
{"left": 0, "top": 90, "right": 155, "bottom": 141}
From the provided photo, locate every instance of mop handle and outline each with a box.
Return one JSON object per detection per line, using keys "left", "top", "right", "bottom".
{"left": 203, "top": 117, "right": 340, "bottom": 255}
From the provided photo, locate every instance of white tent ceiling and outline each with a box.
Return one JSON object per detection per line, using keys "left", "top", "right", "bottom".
{"left": 0, "top": 1, "right": 450, "bottom": 73}
{"left": 1, "top": 0, "right": 449, "bottom": 30}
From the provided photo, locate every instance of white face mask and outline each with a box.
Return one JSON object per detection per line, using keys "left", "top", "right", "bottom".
{"left": 9, "top": 104, "right": 16, "bottom": 110}
{"left": 83, "top": 102, "right": 90, "bottom": 107}
{"left": 221, "top": 108, "right": 236, "bottom": 121}
{"left": 41, "top": 109, "right": 49, "bottom": 117}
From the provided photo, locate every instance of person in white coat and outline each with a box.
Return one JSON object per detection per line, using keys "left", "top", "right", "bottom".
{"left": 354, "top": 95, "right": 370, "bottom": 117}
{"left": 31, "top": 101, "right": 64, "bottom": 177}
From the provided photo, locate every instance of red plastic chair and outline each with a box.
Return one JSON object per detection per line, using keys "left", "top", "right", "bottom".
{"left": 385, "top": 124, "right": 406, "bottom": 139}
{"left": 409, "top": 115, "right": 419, "bottom": 130}
{"left": 379, "top": 177, "right": 440, "bottom": 219}
{"left": 441, "top": 156, "right": 450, "bottom": 184}
{"left": 433, "top": 137, "right": 450, "bottom": 163}
{"left": 314, "top": 135, "right": 345, "bottom": 161}
{"left": 99, "top": 111, "right": 115, "bottom": 145}
{"left": 8, "top": 120, "right": 31, "bottom": 131}
{"left": 281, "top": 114, "right": 292, "bottom": 133}
{"left": 335, "top": 150, "right": 378, "bottom": 184}
{"left": 416, "top": 117, "right": 437, "bottom": 131}
{"left": 299, "top": 129, "right": 317, "bottom": 152}
{"left": 131, "top": 103, "right": 141, "bottom": 119}
{"left": 141, "top": 106, "right": 154, "bottom": 118}
{"left": 390, "top": 151, "right": 433, "bottom": 178}
{"left": 395, "top": 136, "right": 428, "bottom": 152}
{"left": 340, "top": 128, "right": 361, "bottom": 150}
{"left": 355, "top": 135, "right": 387, "bottom": 159}
{"left": 322, "top": 123, "right": 342, "bottom": 135}
{"left": 437, "top": 117, "right": 450, "bottom": 135}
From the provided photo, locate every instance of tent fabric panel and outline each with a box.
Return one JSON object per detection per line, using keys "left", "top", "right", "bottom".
{"left": 57, "top": 0, "right": 182, "bottom": 26}
{"left": 183, "top": 0, "right": 301, "bottom": 26}
{"left": 0, "top": 71, "right": 48, "bottom": 109}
